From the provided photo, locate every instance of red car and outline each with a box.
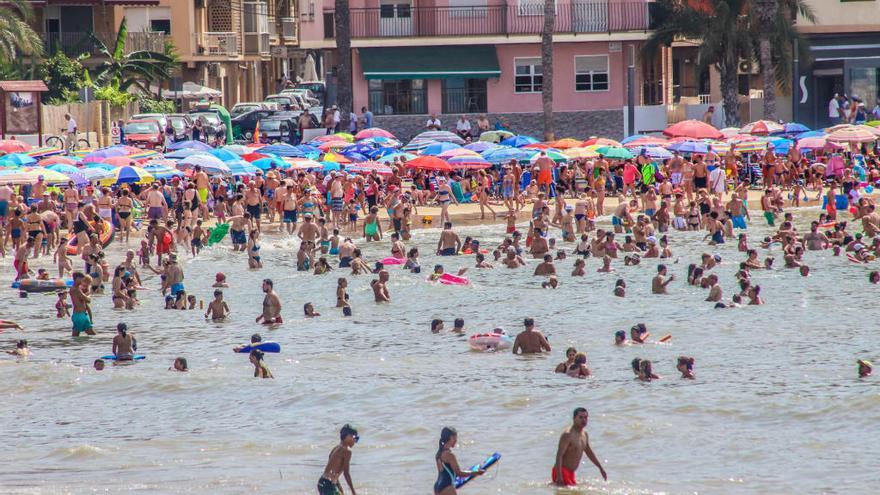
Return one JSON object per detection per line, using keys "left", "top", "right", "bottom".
{"left": 123, "top": 119, "right": 164, "bottom": 150}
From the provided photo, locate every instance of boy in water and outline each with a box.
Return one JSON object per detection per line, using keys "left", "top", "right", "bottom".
{"left": 318, "top": 424, "right": 359, "bottom": 495}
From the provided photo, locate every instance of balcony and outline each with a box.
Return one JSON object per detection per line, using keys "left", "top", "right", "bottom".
{"left": 193, "top": 32, "right": 240, "bottom": 57}
{"left": 344, "top": 1, "right": 649, "bottom": 39}
{"left": 42, "top": 31, "right": 171, "bottom": 56}
{"left": 244, "top": 32, "right": 271, "bottom": 55}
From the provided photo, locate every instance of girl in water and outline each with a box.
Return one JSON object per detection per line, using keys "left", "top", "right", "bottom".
{"left": 677, "top": 356, "right": 695, "bottom": 379}
{"left": 434, "top": 427, "right": 484, "bottom": 495}
{"left": 247, "top": 230, "right": 262, "bottom": 269}
{"left": 250, "top": 349, "right": 273, "bottom": 379}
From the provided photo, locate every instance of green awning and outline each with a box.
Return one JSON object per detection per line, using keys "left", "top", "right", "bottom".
{"left": 360, "top": 45, "right": 500, "bottom": 80}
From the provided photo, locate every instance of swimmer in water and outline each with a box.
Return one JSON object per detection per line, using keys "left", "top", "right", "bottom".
{"left": 541, "top": 276, "right": 559, "bottom": 289}
{"left": 555, "top": 347, "right": 577, "bottom": 373}
{"left": 250, "top": 349, "right": 273, "bottom": 378}
{"left": 512, "top": 317, "right": 552, "bottom": 354}
{"left": 451, "top": 318, "right": 465, "bottom": 334}
{"left": 566, "top": 352, "right": 591, "bottom": 378}
{"left": 858, "top": 360, "right": 872, "bottom": 378}
{"left": 614, "top": 330, "right": 627, "bottom": 345}
{"left": 93, "top": 359, "right": 105, "bottom": 370}
{"left": 171, "top": 357, "right": 188, "bottom": 372}
{"left": 233, "top": 333, "right": 262, "bottom": 353}
{"left": 571, "top": 258, "right": 586, "bottom": 277}
{"left": 651, "top": 264, "right": 674, "bottom": 294}
{"left": 111, "top": 323, "right": 136, "bottom": 361}
{"left": 677, "top": 356, "right": 695, "bottom": 379}
{"left": 318, "top": 424, "right": 359, "bottom": 495}
{"left": 256, "top": 278, "right": 283, "bottom": 324}
{"left": 336, "top": 278, "right": 350, "bottom": 308}
{"left": 613, "top": 279, "right": 626, "bottom": 298}
{"left": 371, "top": 270, "right": 390, "bottom": 303}
{"left": 0, "top": 320, "right": 24, "bottom": 331}
{"left": 304, "top": 302, "right": 321, "bottom": 317}
{"left": 7, "top": 339, "right": 28, "bottom": 357}
{"left": 630, "top": 323, "right": 650, "bottom": 343}
{"left": 637, "top": 359, "right": 660, "bottom": 381}
{"left": 431, "top": 319, "right": 445, "bottom": 333}
{"left": 205, "top": 289, "right": 230, "bottom": 321}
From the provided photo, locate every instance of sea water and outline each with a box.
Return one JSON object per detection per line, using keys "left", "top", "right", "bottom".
{"left": 0, "top": 208, "right": 878, "bottom": 494}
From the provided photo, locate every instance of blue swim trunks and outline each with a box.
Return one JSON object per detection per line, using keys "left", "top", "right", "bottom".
{"left": 732, "top": 216, "right": 746, "bottom": 229}
{"left": 612, "top": 216, "right": 622, "bottom": 226}
{"left": 71, "top": 311, "right": 92, "bottom": 335}
{"left": 171, "top": 283, "right": 185, "bottom": 296}
{"left": 231, "top": 229, "right": 246, "bottom": 245}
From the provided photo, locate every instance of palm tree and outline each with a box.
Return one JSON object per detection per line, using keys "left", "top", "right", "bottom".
{"left": 90, "top": 17, "right": 175, "bottom": 94}
{"left": 643, "top": 0, "right": 752, "bottom": 127}
{"left": 541, "top": 0, "right": 555, "bottom": 141}
{"left": 751, "top": 0, "right": 815, "bottom": 121}
{"left": 334, "top": 0, "right": 353, "bottom": 131}
{"left": 0, "top": 0, "right": 42, "bottom": 61}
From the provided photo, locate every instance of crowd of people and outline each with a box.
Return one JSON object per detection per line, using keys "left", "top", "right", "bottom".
{"left": 2, "top": 126, "right": 878, "bottom": 493}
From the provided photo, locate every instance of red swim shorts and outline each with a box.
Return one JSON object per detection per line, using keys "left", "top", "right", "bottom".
{"left": 551, "top": 466, "right": 577, "bottom": 486}
{"left": 538, "top": 170, "right": 553, "bottom": 185}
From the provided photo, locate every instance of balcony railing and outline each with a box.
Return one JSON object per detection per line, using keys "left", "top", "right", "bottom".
{"left": 244, "top": 32, "right": 271, "bottom": 55}
{"left": 344, "top": 1, "right": 649, "bottom": 39}
{"left": 193, "top": 32, "right": 240, "bottom": 57}
{"left": 43, "top": 31, "right": 171, "bottom": 56}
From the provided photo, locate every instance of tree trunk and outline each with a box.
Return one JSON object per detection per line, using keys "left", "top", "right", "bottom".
{"left": 541, "top": 0, "right": 555, "bottom": 141}
{"left": 754, "top": 0, "right": 778, "bottom": 121}
{"left": 334, "top": 0, "right": 353, "bottom": 131}
{"left": 719, "top": 58, "right": 740, "bottom": 127}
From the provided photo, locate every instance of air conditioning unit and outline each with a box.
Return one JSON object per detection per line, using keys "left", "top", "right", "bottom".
{"left": 281, "top": 17, "right": 297, "bottom": 39}
{"left": 738, "top": 59, "right": 758, "bottom": 75}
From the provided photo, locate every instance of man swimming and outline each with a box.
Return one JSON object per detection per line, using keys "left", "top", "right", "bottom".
{"left": 512, "top": 318, "right": 551, "bottom": 354}
{"left": 256, "top": 278, "right": 282, "bottom": 324}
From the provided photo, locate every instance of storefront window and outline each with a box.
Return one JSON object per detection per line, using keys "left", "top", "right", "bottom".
{"left": 368, "top": 79, "right": 427, "bottom": 115}
{"left": 849, "top": 67, "right": 879, "bottom": 108}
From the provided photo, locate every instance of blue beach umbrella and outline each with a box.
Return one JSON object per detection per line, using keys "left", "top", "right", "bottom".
{"left": 342, "top": 143, "right": 375, "bottom": 156}
{"left": 252, "top": 156, "right": 288, "bottom": 171}
{"left": 1, "top": 153, "right": 36, "bottom": 166}
{"left": 321, "top": 162, "right": 341, "bottom": 172}
{"left": 164, "top": 148, "right": 203, "bottom": 159}
{"left": 166, "top": 140, "right": 213, "bottom": 152}
{"left": 482, "top": 147, "right": 534, "bottom": 165}
{"left": 464, "top": 142, "right": 499, "bottom": 153}
{"left": 500, "top": 135, "right": 539, "bottom": 147}
{"left": 420, "top": 142, "right": 461, "bottom": 156}
{"left": 341, "top": 152, "right": 367, "bottom": 162}
{"left": 796, "top": 130, "right": 826, "bottom": 140}
{"left": 209, "top": 148, "right": 240, "bottom": 162}
{"left": 667, "top": 141, "right": 709, "bottom": 154}
{"left": 257, "top": 143, "right": 306, "bottom": 158}
{"left": 226, "top": 159, "right": 260, "bottom": 176}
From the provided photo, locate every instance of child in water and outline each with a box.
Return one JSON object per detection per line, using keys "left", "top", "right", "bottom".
{"left": 205, "top": 290, "right": 230, "bottom": 321}
{"left": 56, "top": 290, "right": 70, "bottom": 318}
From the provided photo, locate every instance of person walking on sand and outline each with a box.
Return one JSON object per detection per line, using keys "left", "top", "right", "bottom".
{"left": 317, "top": 424, "right": 359, "bottom": 495}
{"left": 553, "top": 407, "right": 607, "bottom": 486}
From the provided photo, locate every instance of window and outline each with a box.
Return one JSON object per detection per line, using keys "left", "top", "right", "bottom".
{"left": 574, "top": 55, "right": 609, "bottom": 92}
{"left": 244, "top": 1, "right": 269, "bottom": 34}
{"left": 442, "top": 79, "right": 488, "bottom": 113}
{"left": 517, "top": 0, "right": 556, "bottom": 16}
{"left": 124, "top": 7, "right": 171, "bottom": 33}
{"left": 368, "top": 79, "right": 427, "bottom": 115}
{"left": 380, "top": 3, "right": 411, "bottom": 18}
{"left": 450, "top": 0, "right": 488, "bottom": 18}
{"left": 514, "top": 58, "right": 542, "bottom": 93}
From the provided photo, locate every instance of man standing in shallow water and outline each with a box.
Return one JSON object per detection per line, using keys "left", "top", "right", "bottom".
{"left": 318, "top": 424, "right": 359, "bottom": 495}
{"left": 553, "top": 407, "right": 606, "bottom": 486}
{"left": 512, "top": 317, "right": 551, "bottom": 354}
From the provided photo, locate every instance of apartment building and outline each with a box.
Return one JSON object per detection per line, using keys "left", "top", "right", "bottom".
{"left": 296, "top": 0, "right": 656, "bottom": 139}
{"left": 795, "top": 0, "right": 880, "bottom": 129}
{"left": 32, "top": 0, "right": 298, "bottom": 108}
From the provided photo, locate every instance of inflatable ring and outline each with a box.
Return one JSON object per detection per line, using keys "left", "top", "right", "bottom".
{"left": 381, "top": 257, "right": 405, "bottom": 265}
{"left": 13, "top": 278, "right": 73, "bottom": 293}
{"left": 438, "top": 273, "right": 469, "bottom": 285}
{"left": 468, "top": 332, "right": 513, "bottom": 351}
{"left": 67, "top": 219, "right": 115, "bottom": 255}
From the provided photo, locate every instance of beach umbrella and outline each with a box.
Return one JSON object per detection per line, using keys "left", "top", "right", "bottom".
{"left": 527, "top": 149, "right": 568, "bottom": 164}
{"left": 99, "top": 165, "right": 155, "bottom": 186}
{"left": 562, "top": 147, "right": 599, "bottom": 159}
{"left": 309, "top": 135, "right": 341, "bottom": 144}
{"left": 705, "top": 140, "right": 730, "bottom": 154}
{"left": 322, "top": 152, "right": 351, "bottom": 164}
{"left": 522, "top": 143, "right": 556, "bottom": 150}
{"left": 82, "top": 147, "right": 128, "bottom": 163}
{"left": 164, "top": 148, "right": 203, "bottom": 159}
{"left": 142, "top": 163, "right": 185, "bottom": 180}
{"left": 178, "top": 154, "right": 231, "bottom": 174}
{"left": 549, "top": 138, "right": 584, "bottom": 149}
{"left": 341, "top": 151, "right": 368, "bottom": 162}
{"left": 355, "top": 128, "right": 396, "bottom": 140}
{"left": 780, "top": 122, "right": 810, "bottom": 134}
{"left": 763, "top": 137, "right": 794, "bottom": 153}
{"left": 667, "top": 141, "right": 709, "bottom": 153}
{"left": 166, "top": 140, "right": 213, "bottom": 152}
{"left": 500, "top": 135, "right": 539, "bottom": 147}
{"left": 582, "top": 137, "right": 622, "bottom": 147}
{"left": 317, "top": 140, "right": 351, "bottom": 152}
{"left": 15, "top": 168, "right": 86, "bottom": 186}
{"left": 225, "top": 159, "right": 260, "bottom": 177}
{"left": 438, "top": 148, "right": 481, "bottom": 159}
{"left": 221, "top": 144, "right": 250, "bottom": 155}
{"left": 402, "top": 139, "right": 440, "bottom": 153}
{"left": 346, "top": 161, "right": 394, "bottom": 175}
{"left": 795, "top": 130, "right": 826, "bottom": 140}
{"left": 102, "top": 156, "right": 139, "bottom": 167}
{"left": 663, "top": 119, "right": 723, "bottom": 139}
{"left": 0, "top": 139, "right": 32, "bottom": 153}
{"left": 257, "top": 143, "right": 307, "bottom": 157}
{"left": 420, "top": 142, "right": 462, "bottom": 156}
{"left": 726, "top": 134, "right": 760, "bottom": 144}
{"left": 0, "top": 153, "right": 36, "bottom": 166}
{"left": 631, "top": 146, "right": 672, "bottom": 159}
{"left": 718, "top": 127, "right": 741, "bottom": 138}
{"left": 740, "top": 120, "right": 784, "bottom": 135}
{"left": 865, "top": 120, "right": 880, "bottom": 128}
{"left": 321, "top": 162, "right": 342, "bottom": 172}
{"left": 797, "top": 137, "right": 838, "bottom": 150}
{"left": 294, "top": 144, "right": 323, "bottom": 156}
{"left": 287, "top": 158, "right": 323, "bottom": 170}
{"left": 482, "top": 147, "right": 533, "bottom": 165}
{"left": 413, "top": 130, "right": 464, "bottom": 144}
{"left": 209, "top": 148, "right": 240, "bottom": 162}
{"left": 446, "top": 154, "right": 492, "bottom": 170}
{"left": 623, "top": 136, "right": 669, "bottom": 148}
{"left": 594, "top": 146, "right": 634, "bottom": 160}
{"left": 856, "top": 124, "right": 880, "bottom": 137}
{"left": 342, "top": 143, "right": 375, "bottom": 156}
{"left": 364, "top": 147, "right": 400, "bottom": 160}
{"left": 358, "top": 136, "right": 401, "bottom": 148}
{"left": 252, "top": 156, "right": 288, "bottom": 171}
{"left": 128, "top": 150, "right": 160, "bottom": 162}
{"left": 83, "top": 162, "right": 115, "bottom": 171}
{"left": 827, "top": 126, "right": 877, "bottom": 143}
{"left": 463, "top": 142, "right": 499, "bottom": 153}
{"left": 732, "top": 140, "right": 768, "bottom": 154}
{"left": 333, "top": 132, "right": 354, "bottom": 142}
{"left": 406, "top": 155, "right": 453, "bottom": 172}
{"left": 479, "top": 130, "right": 514, "bottom": 143}
{"left": 241, "top": 152, "right": 268, "bottom": 163}
{"left": 620, "top": 134, "right": 651, "bottom": 144}
{"left": 375, "top": 152, "right": 416, "bottom": 164}
{"left": 74, "top": 167, "right": 112, "bottom": 181}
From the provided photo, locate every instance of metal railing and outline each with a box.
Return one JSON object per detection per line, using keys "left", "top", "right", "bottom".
{"left": 368, "top": 88, "right": 428, "bottom": 115}
{"left": 193, "top": 32, "right": 240, "bottom": 57}
{"left": 442, "top": 87, "right": 488, "bottom": 114}
{"left": 343, "top": 1, "right": 649, "bottom": 38}
{"left": 43, "top": 31, "right": 170, "bottom": 56}
{"left": 244, "top": 32, "right": 271, "bottom": 55}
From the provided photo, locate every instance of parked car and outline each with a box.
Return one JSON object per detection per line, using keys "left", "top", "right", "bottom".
{"left": 231, "top": 109, "right": 277, "bottom": 140}
{"left": 166, "top": 114, "right": 192, "bottom": 142}
{"left": 123, "top": 120, "right": 164, "bottom": 150}
{"left": 264, "top": 94, "right": 298, "bottom": 111}
{"left": 281, "top": 88, "right": 320, "bottom": 107}
{"left": 296, "top": 81, "right": 326, "bottom": 106}
{"left": 131, "top": 113, "right": 169, "bottom": 132}
{"left": 256, "top": 117, "right": 297, "bottom": 143}
{"left": 231, "top": 102, "right": 272, "bottom": 118}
